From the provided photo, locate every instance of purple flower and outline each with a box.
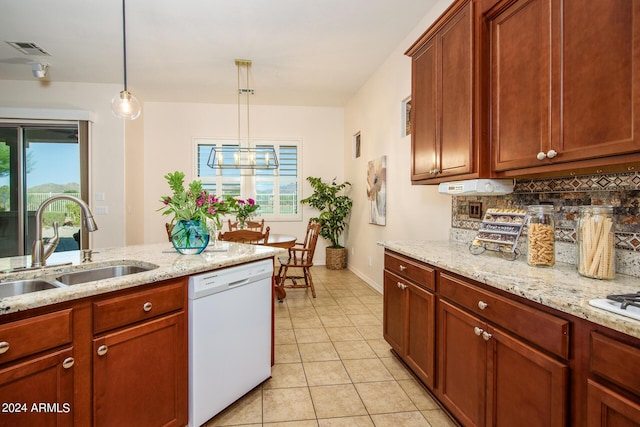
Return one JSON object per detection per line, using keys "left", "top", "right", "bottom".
{"left": 247, "top": 198, "right": 255, "bottom": 205}
{"left": 238, "top": 199, "right": 246, "bottom": 205}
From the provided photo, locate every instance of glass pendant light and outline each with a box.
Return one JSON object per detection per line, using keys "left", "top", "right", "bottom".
{"left": 111, "top": 0, "right": 141, "bottom": 120}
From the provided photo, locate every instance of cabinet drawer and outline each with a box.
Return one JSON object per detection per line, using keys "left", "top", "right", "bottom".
{"left": 384, "top": 252, "right": 435, "bottom": 291}
{"left": 94, "top": 279, "right": 185, "bottom": 334}
{"left": 439, "top": 273, "right": 570, "bottom": 359}
{"left": 0, "top": 309, "right": 72, "bottom": 364}
{"left": 591, "top": 331, "right": 640, "bottom": 396}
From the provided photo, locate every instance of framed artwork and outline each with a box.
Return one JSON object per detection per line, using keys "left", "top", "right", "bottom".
{"left": 366, "top": 155, "right": 387, "bottom": 225}
{"left": 353, "top": 132, "right": 361, "bottom": 159}
{"left": 401, "top": 96, "right": 412, "bottom": 137}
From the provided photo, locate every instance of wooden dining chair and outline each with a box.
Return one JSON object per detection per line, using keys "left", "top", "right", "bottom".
{"left": 218, "top": 226, "right": 270, "bottom": 244}
{"left": 227, "top": 218, "right": 265, "bottom": 232}
{"left": 275, "top": 221, "right": 321, "bottom": 299}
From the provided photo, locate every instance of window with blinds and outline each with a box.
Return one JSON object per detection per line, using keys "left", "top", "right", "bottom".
{"left": 193, "top": 138, "right": 302, "bottom": 220}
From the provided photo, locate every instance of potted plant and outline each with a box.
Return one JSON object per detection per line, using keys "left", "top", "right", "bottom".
{"left": 159, "top": 171, "right": 229, "bottom": 254}
{"left": 300, "top": 176, "right": 353, "bottom": 269}
{"left": 228, "top": 197, "right": 260, "bottom": 229}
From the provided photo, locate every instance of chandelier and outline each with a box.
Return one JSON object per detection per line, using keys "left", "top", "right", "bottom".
{"left": 207, "top": 59, "right": 278, "bottom": 170}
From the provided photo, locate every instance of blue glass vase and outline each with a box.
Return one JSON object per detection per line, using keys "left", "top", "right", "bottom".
{"left": 171, "top": 220, "right": 209, "bottom": 255}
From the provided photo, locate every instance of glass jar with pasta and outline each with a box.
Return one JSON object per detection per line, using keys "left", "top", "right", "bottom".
{"left": 577, "top": 206, "right": 615, "bottom": 279}
{"left": 526, "top": 205, "right": 555, "bottom": 267}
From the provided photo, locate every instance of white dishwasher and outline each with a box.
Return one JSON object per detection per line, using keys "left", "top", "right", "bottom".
{"left": 188, "top": 259, "right": 273, "bottom": 427}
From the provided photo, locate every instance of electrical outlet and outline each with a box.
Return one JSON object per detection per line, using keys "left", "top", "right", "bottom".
{"left": 469, "top": 202, "right": 483, "bottom": 219}
{"left": 368, "top": 256, "right": 372, "bottom": 267}
{"left": 351, "top": 247, "right": 355, "bottom": 256}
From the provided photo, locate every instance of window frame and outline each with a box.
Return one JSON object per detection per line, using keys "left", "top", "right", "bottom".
{"left": 192, "top": 137, "right": 302, "bottom": 222}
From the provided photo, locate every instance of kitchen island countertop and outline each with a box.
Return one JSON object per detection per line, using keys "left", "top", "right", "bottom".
{"left": 379, "top": 240, "right": 640, "bottom": 339}
{"left": 0, "top": 242, "right": 285, "bottom": 316}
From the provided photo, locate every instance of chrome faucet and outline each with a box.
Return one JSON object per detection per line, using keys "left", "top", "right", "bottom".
{"left": 31, "top": 195, "right": 98, "bottom": 268}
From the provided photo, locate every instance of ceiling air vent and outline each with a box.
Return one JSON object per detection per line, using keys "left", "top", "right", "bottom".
{"left": 6, "top": 41, "right": 51, "bottom": 56}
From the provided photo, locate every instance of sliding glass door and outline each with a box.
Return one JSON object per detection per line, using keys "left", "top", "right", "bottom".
{"left": 0, "top": 121, "right": 88, "bottom": 258}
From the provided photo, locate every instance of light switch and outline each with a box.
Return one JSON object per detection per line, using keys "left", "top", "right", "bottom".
{"left": 94, "top": 206, "right": 109, "bottom": 215}
{"left": 95, "top": 192, "right": 105, "bottom": 201}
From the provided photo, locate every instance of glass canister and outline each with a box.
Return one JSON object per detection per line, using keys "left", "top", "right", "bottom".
{"left": 577, "top": 206, "right": 615, "bottom": 279}
{"left": 527, "top": 205, "right": 555, "bottom": 267}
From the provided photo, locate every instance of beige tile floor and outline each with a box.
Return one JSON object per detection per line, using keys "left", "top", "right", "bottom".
{"left": 205, "top": 266, "right": 458, "bottom": 427}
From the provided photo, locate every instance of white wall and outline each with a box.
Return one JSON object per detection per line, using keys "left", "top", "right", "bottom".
{"left": 343, "top": 0, "right": 455, "bottom": 292}
{"left": 139, "top": 102, "right": 344, "bottom": 264}
{"left": 0, "top": 80, "right": 127, "bottom": 250}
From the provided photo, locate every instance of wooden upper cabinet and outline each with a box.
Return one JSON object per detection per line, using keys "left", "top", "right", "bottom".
{"left": 489, "top": 0, "right": 640, "bottom": 175}
{"left": 408, "top": 0, "right": 486, "bottom": 184}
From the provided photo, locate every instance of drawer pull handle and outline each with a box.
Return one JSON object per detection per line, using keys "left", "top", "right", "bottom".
{"left": 537, "top": 151, "right": 547, "bottom": 160}
{"left": 62, "top": 357, "right": 75, "bottom": 369}
{"left": 473, "top": 327, "right": 483, "bottom": 336}
{"left": 399, "top": 265, "right": 407, "bottom": 272}
{"left": 0, "top": 341, "right": 9, "bottom": 354}
{"left": 478, "top": 301, "right": 488, "bottom": 310}
{"left": 397, "top": 282, "right": 407, "bottom": 290}
{"left": 482, "top": 331, "right": 492, "bottom": 341}
{"left": 546, "top": 149, "right": 557, "bottom": 159}
{"left": 143, "top": 302, "right": 153, "bottom": 312}
{"left": 97, "top": 345, "right": 108, "bottom": 356}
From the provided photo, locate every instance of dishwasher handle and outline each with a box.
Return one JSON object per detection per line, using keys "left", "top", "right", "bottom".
{"left": 229, "top": 278, "right": 250, "bottom": 288}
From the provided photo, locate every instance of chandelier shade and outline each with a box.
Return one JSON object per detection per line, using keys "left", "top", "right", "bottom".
{"left": 207, "top": 146, "right": 279, "bottom": 170}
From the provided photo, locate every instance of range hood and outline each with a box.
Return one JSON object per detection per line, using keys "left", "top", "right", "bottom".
{"left": 438, "top": 179, "right": 514, "bottom": 196}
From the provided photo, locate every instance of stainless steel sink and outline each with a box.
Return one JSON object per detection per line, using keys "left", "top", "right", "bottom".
{"left": 0, "top": 279, "right": 62, "bottom": 298}
{"left": 55, "top": 264, "right": 156, "bottom": 285}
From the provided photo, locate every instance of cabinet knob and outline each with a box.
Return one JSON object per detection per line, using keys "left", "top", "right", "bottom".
{"left": 0, "top": 341, "right": 9, "bottom": 355}
{"left": 143, "top": 302, "right": 153, "bottom": 312}
{"left": 546, "top": 149, "right": 557, "bottom": 159}
{"left": 478, "top": 301, "right": 488, "bottom": 310}
{"left": 482, "top": 331, "right": 492, "bottom": 341}
{"left": 97, "top": 345, "right": 109, "bottom": 356}
{"left": 62, "top": 357, "right": 75, "bottom": 369}
{"left": 536, "top": 152, "right": 547, "bottom": 160}
{"left": 397, "top": 282, "right": 407, "bottom": 290}
{"left": 399, "top": 265, "right": 407, "bottom": 272}
{"left": 473, "top": 327, "right": 484, "bottom": 336}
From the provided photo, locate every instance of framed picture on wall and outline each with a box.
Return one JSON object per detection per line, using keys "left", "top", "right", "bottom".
{"left": 366, "top": 155, "right": 387, "bottom": 226}
{"left": 353, "top": 132, "right": 361, "bottom": 159}
{"left": 401, "top": 96, "right": 412, "bottom": 137}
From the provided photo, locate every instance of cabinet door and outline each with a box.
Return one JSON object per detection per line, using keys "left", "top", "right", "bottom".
{"left": 587, "top": 380, "right": 640, "bottom": 427}
{"left": 383, "top": 270, "right": 405, "bottom": 354}
{"left": 558, "top": 0, "right": 640, "bottom": 163}
{"left": 438, "top": 300, "right": 486, "bottom": 427}
{"left": 490, "top": 0, "right": 552, "bottom": 172}
{"left": 411, "top": 35, "right": 438, "bottom": 181}
{"left": 0, "top": 348, "right": 74, "bottom": 427}
{"left": 93, "top": 312, "right": 187, "bottom": 427}
{"left": 405, "top": 281, "right": 436, "bottom": 389}
{"left": 486, "top": 326, "right": 568, "bottom": 427}
{"left": 438, "top": 0, "right": 474, "bottom": 178}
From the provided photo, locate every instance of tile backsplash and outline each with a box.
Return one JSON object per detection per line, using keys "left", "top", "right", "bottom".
{"left": 450, "top": 171, "right": 640, "bottom": 278}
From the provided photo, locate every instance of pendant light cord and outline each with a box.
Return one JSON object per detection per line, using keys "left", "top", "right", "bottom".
{"left": 121, "top": 0, "right": 128, "bottom": 91}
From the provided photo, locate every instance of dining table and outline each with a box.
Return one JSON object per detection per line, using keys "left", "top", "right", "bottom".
{"left": 263, "top": 233, "right": 297, "bottom": 249}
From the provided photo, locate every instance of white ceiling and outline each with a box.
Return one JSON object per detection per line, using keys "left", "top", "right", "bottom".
{"left": 0, "top": 0, "right": 437, "bottom": 106}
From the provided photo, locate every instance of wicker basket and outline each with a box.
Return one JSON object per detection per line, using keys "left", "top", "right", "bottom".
{"left": 326, "top": 247, "right": 347, "bottom": 270}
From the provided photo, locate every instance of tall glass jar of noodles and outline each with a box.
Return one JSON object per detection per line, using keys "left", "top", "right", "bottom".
{"left": 527, "top": 205, "right": 555, "bottom": 267}
{"left": 577, "top": 206, "right": 615, "bottom": 279}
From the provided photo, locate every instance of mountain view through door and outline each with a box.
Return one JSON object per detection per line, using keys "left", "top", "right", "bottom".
{"left": 0, "top": 124, "right": 86, "bottom": 258}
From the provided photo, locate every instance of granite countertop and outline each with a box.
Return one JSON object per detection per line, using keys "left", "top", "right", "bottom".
{"left": 0, "top": 242, "right": 285, "bottom": 316}
{"left": 379, "top": 240, "right": 640, "bottom": 339}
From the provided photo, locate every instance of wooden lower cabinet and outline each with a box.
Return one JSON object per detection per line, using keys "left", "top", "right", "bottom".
{"left": 438, "top": 300, "right": 568, "bottom": 427}
{"left": 383, "top": 269, "right": 436, "bottom": 388}
{"left": 0, "top": 278, "right": 189, "bottom": 427}
{"left": 588, "top": 380, "right": 640, "bottom": 427}
{"left": 0, "top": 348, "right": 74, "bottom": 427}
{"left": 93, "top": 312, "right": 187, "bottom": 427}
